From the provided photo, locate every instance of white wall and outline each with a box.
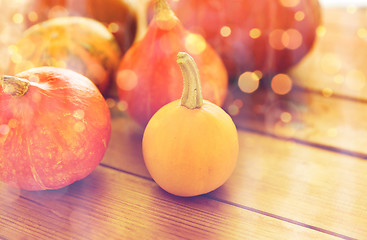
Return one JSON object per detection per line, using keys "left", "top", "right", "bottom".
{"left": 319, "top": 0, "right": 367, "bottom": 7}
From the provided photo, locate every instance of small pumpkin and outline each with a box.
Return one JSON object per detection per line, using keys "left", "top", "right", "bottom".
{"left": 167, "top": 0, "right": 321, "bottom": 79}
{"left": 117, "top": 0, "right": 228, "bottom": 126}
{"left": 8, "top": 16, "right": 121, "bottom": 94}
{"left": 142, "top": 52, "right": 238, "bottom": 197}
{"left": 24, "top": 0, "right": 137, "bottom": 53}
{"left": 0, "top": 67, "right": 111, "bottom": 190}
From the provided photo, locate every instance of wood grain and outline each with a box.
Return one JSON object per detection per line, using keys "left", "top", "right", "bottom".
{"left": 0, "top": 166, "right": 341, "bottom": 240}
{"left": 102, "top": 116, "right": 367, "bottom": 240}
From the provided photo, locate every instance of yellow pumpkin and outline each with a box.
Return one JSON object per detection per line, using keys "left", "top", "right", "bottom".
{"left": 142, "top": 52, "right": 239, "bottom": 197}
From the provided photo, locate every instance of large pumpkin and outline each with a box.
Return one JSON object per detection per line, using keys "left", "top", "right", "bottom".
{"left": 8, "top": 17, "right": 121, "bottom": 94}
{"left": 23, "top": 0, "right": 137, "bottom": 53}
{"left": 167, "top": 0, "right": 321, "bottom": 80}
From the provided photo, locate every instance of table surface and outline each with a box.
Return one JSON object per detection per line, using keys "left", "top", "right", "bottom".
{"left": 1, "top": 6, "right": 367, "bottom": 240}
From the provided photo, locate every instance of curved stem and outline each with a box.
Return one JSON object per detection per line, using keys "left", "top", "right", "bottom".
{"left": 177, "top": 52, "right": 203, "bottom": 109}
{"left": 1, "top": 75, "right": 30, "bottom": 97}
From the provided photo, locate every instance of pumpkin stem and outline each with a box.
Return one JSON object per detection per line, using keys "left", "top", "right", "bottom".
{"left": 177, "top": 52, "right": 203, "bottom": 109}
{"left": 1, "top": 75, "right": 30, "bottom": 97}
{"left": 154, "top": 0, "right": 176, "bottom": 22}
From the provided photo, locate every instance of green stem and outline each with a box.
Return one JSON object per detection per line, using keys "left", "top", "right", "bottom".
{"left": 177, "top": 52, "right": 203, "bottom": 109}
{"left": 1, "top": 75, "right": 30, "bottom": 97}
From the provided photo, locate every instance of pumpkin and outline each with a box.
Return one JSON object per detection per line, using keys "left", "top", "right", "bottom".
{"left": 142, "top": 52, "right": 238, "bottom": 197}
{"left": 166, "top": 0, "right": 321, "bottom": 80}
{"left": 117, "top": 0, "right": 228, "bottom": 126}
{"left": 0, "top": 67, "right": 111, "bottom": 190}
{"left": 8, "top": 16, "right": 121, "bottom": 94}
{"left": 23, "top": 0, "right": 137, "bottom": 53}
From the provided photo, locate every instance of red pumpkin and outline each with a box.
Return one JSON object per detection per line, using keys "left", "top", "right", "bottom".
{"left": 167, "top": 0, "right": 321, "bottom": 79}
{"left": 24, "top": 0, "right": 137, "bottom": 53}
{"left": 117, "top": 0, "right": 228, "bottom": 126}
{"left": 0, "top": 67, "right": 111, "bottom": 190}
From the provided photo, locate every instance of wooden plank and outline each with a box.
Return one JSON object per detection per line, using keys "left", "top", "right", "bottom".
{"left": 0, "top": 166, "right": 340, "bottom": 240}
{"left": 102, "top": 116, "right": 367, "bottom": 239}
{"left": 290, "top": 8, "right": 367, "bottom": 99}
{"left": 224, "top": 85, "right": 367, "bottom": 157}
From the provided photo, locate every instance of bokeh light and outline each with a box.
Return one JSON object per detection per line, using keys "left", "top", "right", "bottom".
{"left": 249, "top": 28, "right": 261, "bottom": 39}
{"left": 269, "top": 29, "right": 285, "bottom": 50}
{"left": 12, "top": 13, "right": 24, "bottom": 24}
{"left": 28, "top": 11, "right": 38, "bottom": 22}
{"left": 280, "top": 112, "right": 292, "bottom": 123}
{"left": 116, "top": 69, "right": 138, "bottom": 91}
{"left": 316, "top": 25, "right": 327, "bottom": 38}
{"left": 322, "top": 88, "right": 333, "bottom": 97}
{"left": 294, "top": 11, "right": 305, "bottom": 21}
{"left": 220, "top": 26, "right": 231, "bottom": 38}
{"left": 108, "top": 22, "right": 119, "bottom": 33}
{"left": 238, "top": 71, "right": 261, "bottom": 93}
{"left": 185, "top": 33, "right": 207, "bottom": 55}
{"left": 271, "top": 74, "right": 292, "bottom": 95}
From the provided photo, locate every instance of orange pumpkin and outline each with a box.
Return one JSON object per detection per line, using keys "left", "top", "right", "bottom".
{"left": 117, "top": 0, "right": 228, "bottom": 126}
{"left": 142, "top": 52, "right": 239, "bottom": 197}
{"left": 167, "top": 0, "right": 321, "bottom": 79}
{"left": 24, "top": 0, "right": 137, "bottom": 53}
{"left": 8, "top": 17, "right": 121, "bottom": 94}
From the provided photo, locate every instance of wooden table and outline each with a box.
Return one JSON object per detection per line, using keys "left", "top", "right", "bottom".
{"left": 1, "top": 7, "right": 367, "bottom": 240}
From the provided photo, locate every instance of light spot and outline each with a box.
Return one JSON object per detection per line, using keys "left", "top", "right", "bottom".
{"left": 220, "top": 26, "right": 231, "bottom": 37}
{"left": 238, "top": 72, "right": 260, "bottom": 93}
{"left": 279, "top": 0, "right": 300, "bottom": 7}
{"left": 333, "top": 74, "right": 344, "bottom": 84}
{"left": 0, "top": 124, "right": 10, "bottom": 135}
{"left": 8, "top": 45, "right": 18, "bottom": 55}
{"left": 249, "top": 28, "right": 261, "bottom": 39}
{"left": 253, "top": 70, "right": 263, "bottom": 79}
{"left": 227, "top": 104, "right": 239, "bottom": 116}
{"left": 282, "top": 29, "right": 303, "bottom": 50}
{"left": 48, "top": 5, "right": 69, "bottom": 19}
{"left": 185, "top": 33, "right": 207, "bottom": 55}
{"left": 74, "top": 122, "right": 85, "bottom": 133}
{"left": 10, "top": 53, "right": 22, "bottom": 64}
{"left": 28, "top": 11, "right": 38, "bottom": 22}
{"left": 73, "top": 109, "right": 85, "bottom": 120}
{"left": 327, "top": 128, "right": 338, "bottom": 137}
{"left": 12, "top": 13, "right": 24, "bottom": 24}
{"left": 105, "top": 98, "right": 116, "bottom": 108}
{"left": 116, "top": 69, "right": 138, "bottom": 91}
{"left": 357, "top": 28, "right": 367, "bottom": 39}
{"left": 117, "top": 100, "right": 128, "bottom": 112}
{"left": 280, "top": 112, "right": 292, "bottom": 123}
{"left": 316, "top": 26, "right": 326, "bottom": 38}
{"left": 108, "top": 22, "right": 119, "bottom": 33}
{"left": 294, "top": 11, "right": 305, "bottom": 21}
{"left": 29, "top": 74, "right": 40, "bottom": 83}
{"left": 269, "top": 29, "right": 285, "bottom": 50}
{"left": 271, "top": 74, "right": 292, "bottom": 95}
{"left": 322, "top": 88, "right": 333, "bottom": 97}
{"left": 346, "top": 4, "right": 357, "bottom": 14}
